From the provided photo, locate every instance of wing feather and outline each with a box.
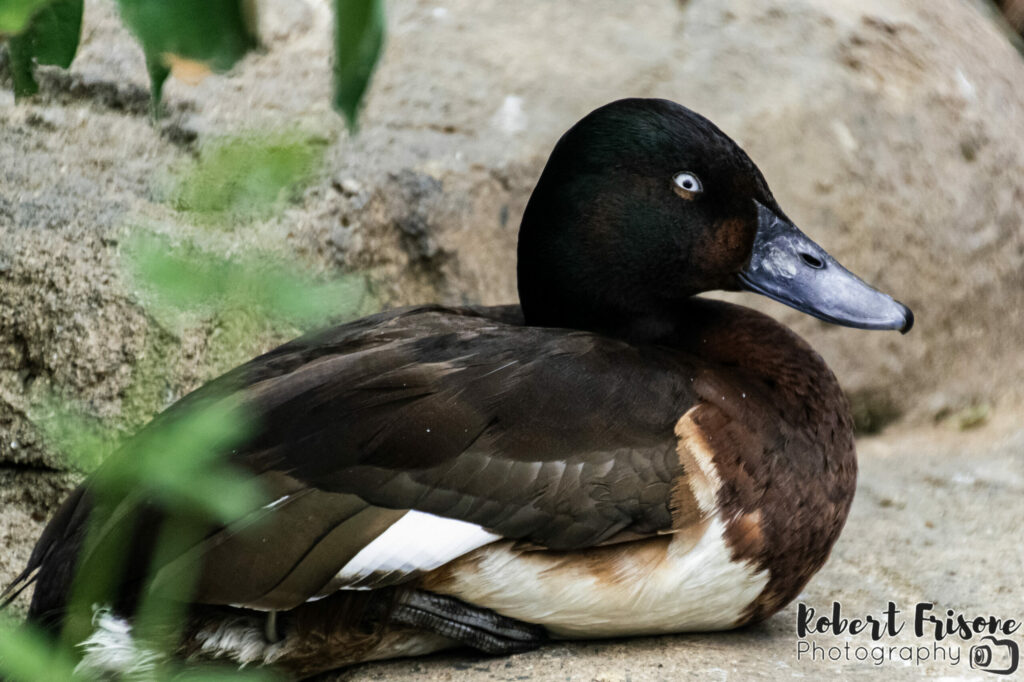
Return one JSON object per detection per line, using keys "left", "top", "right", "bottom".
{"left": 29, "top": 305, "right": 707, "bottom": 613}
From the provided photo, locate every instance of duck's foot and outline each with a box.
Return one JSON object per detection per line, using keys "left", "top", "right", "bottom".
{"left": 385, "top": 590, "right": 548, "bottom": 655}
{"left": 265, "top": 609, "right": 281, "bottom": 643}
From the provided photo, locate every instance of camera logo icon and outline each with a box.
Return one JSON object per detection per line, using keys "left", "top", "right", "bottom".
{"left": 970, "top": 636, "right": 1020, "bottom": 675}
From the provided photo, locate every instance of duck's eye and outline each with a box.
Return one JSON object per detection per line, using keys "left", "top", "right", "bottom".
{"left": 672, "top": 171, "right": 703, "bottom": 198}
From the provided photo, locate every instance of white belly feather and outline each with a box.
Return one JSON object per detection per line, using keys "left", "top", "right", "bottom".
{"left": 318, "top": 508, "right": 767, "bottom": 639}
{"left": 430, "top": 516, "right": 769, "bottom": 638}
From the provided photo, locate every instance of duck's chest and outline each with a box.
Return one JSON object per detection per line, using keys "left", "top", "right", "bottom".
{"left": 423, "top": 515, "right": 770, "bottom": 639}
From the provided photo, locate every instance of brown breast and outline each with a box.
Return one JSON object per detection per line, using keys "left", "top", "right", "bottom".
{"left": 672, "top": 299, "right": 858, "bottom": 624}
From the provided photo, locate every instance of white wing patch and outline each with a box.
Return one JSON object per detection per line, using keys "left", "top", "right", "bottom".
{"left": 327, "top": 511, "right": 501, "bottom": 592}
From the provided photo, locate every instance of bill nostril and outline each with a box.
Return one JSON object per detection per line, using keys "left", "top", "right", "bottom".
{"left": 800, "top": 252, "right": 824, "bottom": 269}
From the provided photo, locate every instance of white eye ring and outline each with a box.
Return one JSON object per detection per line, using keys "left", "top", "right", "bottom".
{"left": 673, "top": 171, "right": 703, "bottom": 194}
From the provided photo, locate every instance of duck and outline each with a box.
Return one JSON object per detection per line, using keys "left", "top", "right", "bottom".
{"left": 4, "top": 98, "right": 912, "bottom": 679}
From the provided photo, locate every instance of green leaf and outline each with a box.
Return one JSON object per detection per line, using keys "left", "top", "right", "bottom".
{"left": 127, "top": 233, "right": 369, "bottom": 326}
{"left": 6, "top": 0, "right": 83, "bottom": 98}
{"left": 7, "top": 36, "right": 39, "bottom": 97}
{"left": 333, "top": 0, "right": 384, "bottom": 130}
{"left": 115, "top": 0, "right": 258, "bottom": 112}
{"left": 46, "top": 393, "right": 262, "bottom": 647}
{"left": 96, "top": 396, "right": 262, "bottom": 523}
{"left": 171, "top": 134, "right": 324, "bottom": 218}
{"left": 0, "top": 616, "right": 78, "bottom": 682}
{"left": 29, "top": 396, "right": 115, "bottom": 472}
{"left": 0, "top": 0, "right": 53, "bottom": 35}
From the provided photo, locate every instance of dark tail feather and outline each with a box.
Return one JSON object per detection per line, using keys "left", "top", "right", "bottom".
{"left": 0, "top": 573, "right": 34, "bottom": 611}
{"left": 1, "top": 486, "right": 92, "bottom": 633}
{"left": 6, "top": 475, "right": 212, "bottom": 636}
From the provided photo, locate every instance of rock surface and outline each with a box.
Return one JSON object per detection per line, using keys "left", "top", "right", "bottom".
{"left": 1, "top": 0, "right": 1022, "bottom": 677}
{"left": 2, "top": 0, "right": 1024, "bottom": 470}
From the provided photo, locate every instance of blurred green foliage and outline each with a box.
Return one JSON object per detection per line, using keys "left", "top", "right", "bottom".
{"left": 117, "top": 0, "right": 257, "bottom": 111}
{"left": 0, "top": 0, "right": 57, "bottom": 34}
{"left": 334, "top": 0, "right": 385, "bottom": 129}
{"left": 0, "top": 126, "right": 371, "bottom": 678}
{"left": 129, "top": 234, "right": 368, "bottom": 326}
{"left": 6, "top": 0, "right": 81, "bottom": 96}
{"left": 0, "top": 607, "right": 279, "bottom": 679}
{"left": 45, "top": 393, "right": 263, "bottom": 659}
{"left": 170, "top": 134, "right": 325, "bottom": 218}
{"left": 0, "top": 614, "right": 79, "bottom": 682}
{"left": 2, "top": 0, "right": 383, "bottom": 126}
{"left": 0, "top": 0, "right": 383, "bottom": 674}
{"left": 88, "top": 398, "right": 260, "bottom": 523}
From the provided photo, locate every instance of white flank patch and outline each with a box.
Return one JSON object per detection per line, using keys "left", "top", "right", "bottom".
{"left": 76, "top": 607, "right": 163, "bottom": 678}
{"left": 331, "top": 511, "right": 501, "bottom": 589}
{"left": 434, "top": 516, "right": 769, "bottom": 639}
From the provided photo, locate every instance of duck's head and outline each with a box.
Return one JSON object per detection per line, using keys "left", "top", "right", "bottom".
{"left": 517, "top": 98, "right": 913, "bottom": 340}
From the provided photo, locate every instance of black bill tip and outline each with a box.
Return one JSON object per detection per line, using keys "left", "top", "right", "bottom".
{"left": 739, "top": 202, "right": 915, "bottom": 334}
{"left": 898, "top": 303, "right": 914, "bottom": 335}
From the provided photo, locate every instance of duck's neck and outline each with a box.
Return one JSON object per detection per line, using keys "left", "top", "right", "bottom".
{"left": 517, "top": 273, "right": 676, "bottom": 343}
{"left": 519, "top": 290, "right": 715, "bottom": 346}
{"left": 516, "top": 200, "right": 707, "bottom": 342}
{"left": 522, "top": 307, "right": 686, "bottom": 344}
